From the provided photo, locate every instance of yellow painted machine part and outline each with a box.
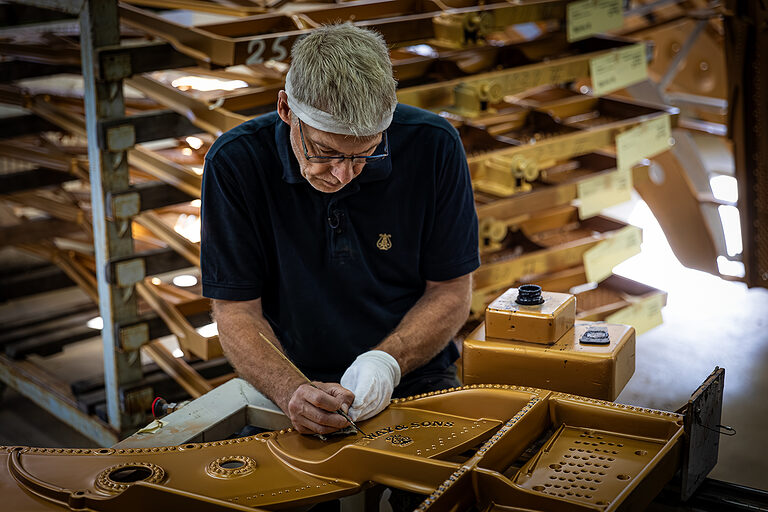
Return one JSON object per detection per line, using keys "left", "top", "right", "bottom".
{"left": 485, "top": 288, "right": 576, "bottom": 344}
{"left": 463, "top": 322, "right": 635, "bottom": 401}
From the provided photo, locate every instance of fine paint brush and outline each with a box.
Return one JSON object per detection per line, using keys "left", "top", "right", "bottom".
{"left": 257, "top": 331, "right": 366, "bottom": 435}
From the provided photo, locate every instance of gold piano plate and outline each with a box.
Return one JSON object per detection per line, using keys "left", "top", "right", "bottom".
{"left": 1, "top": 385, "right": 684, "bottom": 512}
{"left": 463, "top": 321, "right": 635, "bottom": 401}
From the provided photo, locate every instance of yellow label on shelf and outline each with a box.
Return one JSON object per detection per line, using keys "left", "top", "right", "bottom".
{"left": 616, "top": 114, "right": 672, "bottom": 170}
{"left": 606, "top": 293, "right": 666, "bottom": 335}
{"left": 583, "top": 225, "right": 642, "bottom": 283}
{"left": 577, "top": 167, "right": 632, "bottom": 219}
{"left": 567, "top": 0, "right": 624, "bottom": 42}
{"left": 589, "top": 43, "right": 647, "bottom": 96}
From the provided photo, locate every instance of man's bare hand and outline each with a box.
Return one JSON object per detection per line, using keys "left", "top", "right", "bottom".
{"left": 287, "top": 382, "right": 355, "bottom": 434}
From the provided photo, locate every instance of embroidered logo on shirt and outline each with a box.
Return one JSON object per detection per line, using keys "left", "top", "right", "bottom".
{"left": 377, "top": 233, "right": 392, "bottom": 251}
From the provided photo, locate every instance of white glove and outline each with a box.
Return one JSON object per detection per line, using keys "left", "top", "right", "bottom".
{"left": 340, "top": 350, "right": 401, "bottom": 421}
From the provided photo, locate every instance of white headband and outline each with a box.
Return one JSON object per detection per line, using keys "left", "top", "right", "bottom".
{"left": 284, "top": 69, "right": 393, "bottom": 136}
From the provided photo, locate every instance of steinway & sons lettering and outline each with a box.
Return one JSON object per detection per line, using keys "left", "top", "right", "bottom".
{"left": 362, "top": 421, "right": 455, "bottom": 440}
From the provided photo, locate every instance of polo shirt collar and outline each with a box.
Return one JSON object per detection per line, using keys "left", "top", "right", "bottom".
{"left": 275, "top": 117, "right": 392, "bottom": 185}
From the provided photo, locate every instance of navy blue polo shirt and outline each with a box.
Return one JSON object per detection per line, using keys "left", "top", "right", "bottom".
{"left": 201, "top": 104, "right": 479, "bottom": 382}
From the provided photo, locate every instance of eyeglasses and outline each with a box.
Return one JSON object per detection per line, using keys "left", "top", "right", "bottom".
{"left": 298, "top": 118, "right": 389, "bottom": 164}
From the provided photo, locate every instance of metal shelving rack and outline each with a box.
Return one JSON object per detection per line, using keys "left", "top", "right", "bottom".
{"left": 0, "top": 0, "right": 207, "bottom": 442}
{"left": 0, "top": 0, "right": 139, "bottom": 443}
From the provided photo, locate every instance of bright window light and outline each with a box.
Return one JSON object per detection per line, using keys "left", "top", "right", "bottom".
{"left": 710, "top": 175, "right": 738, "bottom": 203}
{"left": 718, "top": 205, "right": 743, "bottom": 257}
{"left": 192, "top": 166, "right": 204, "bottom": 175}
{"left": 171, "top": 76, "right": 248, "bottom": 92}
{"left": 191, "top": 199, "right": 201, "bottom": 208}
{"left": 196, "top": 323, "right": 218, "bottom": 337}
{"left": 185, "top": 136, "right": 203, "bottom": 150}
{"left": 172, "top": 274, "right": 198, "bottom": 287}
{"left": 172, "top": 348, "right": 184, "bottom": 358}
{"left": 717, "top": 256, "right": 745, "bottom": 278}
{"left": 87, "top": 316, "right": 103, "bottom": 330}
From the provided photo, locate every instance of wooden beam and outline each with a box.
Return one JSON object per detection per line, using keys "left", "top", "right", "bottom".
{"left": 0, "top": 60, "right": 79, "bottom": 83}
{"left": 0, "top": 168, "right": 75, "bottom": 194}
{"left": 0, "top": 218, "right": 81, "bottom": 247}
{"left": 0, "top": 114, "right": 59, "bottom": 139}
{"left": 0, "top": 264, "right": 76, "bottom": 301}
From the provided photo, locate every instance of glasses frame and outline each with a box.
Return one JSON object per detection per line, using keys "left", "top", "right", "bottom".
{"left": 298, "top": 118, "right": 389, "bottom": 164}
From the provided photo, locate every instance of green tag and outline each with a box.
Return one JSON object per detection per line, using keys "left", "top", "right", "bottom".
{"left": 577, "top": 167, "right": 632, "bottom": 219}
{"left": 616, "top": 114, "right": 672, "bottom": 170}
{"left": 567, "top": 0, "right": 624, "bottom": 42}
{"left": 583, "top": 225, "right": 642, "bottom": 283}
{"left": 590, "top": 43, "right": 647, "bottom": 96}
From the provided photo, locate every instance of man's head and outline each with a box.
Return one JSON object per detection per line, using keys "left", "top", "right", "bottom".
{"left": 277, "top": 23, "right": 397, "bottom": 193}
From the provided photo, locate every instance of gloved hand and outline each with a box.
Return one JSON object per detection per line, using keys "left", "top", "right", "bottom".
{"left": 340, "top": 350, "right": 401, "bottom": 421}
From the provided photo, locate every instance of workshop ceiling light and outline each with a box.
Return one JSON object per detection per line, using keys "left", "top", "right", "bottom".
{"left": 172, "top": 348, "right": 184, "bottom": 358}
{"left": 87, "top": 317, "right": 103, "bottom": 330}
{"left": 404, "top": 44, "right": 438, "bottom": 58}
{"left": 185, "top": 136, "right": 204, "bottom": 150}
{"left": 192, "top": 166, "right": 204, "bottom": 175}
{"left": 196, "top": 323, "right": 218, "bottom": 338}
{"left": 171, "top": 76, "right": 248, "bottom": 92}
{"left": 172, "top": 274, "right": 198, "bottom": 287}
{"left": 151, "top": 277, "right": 162, "bottom": 285}
{"left": 173, "top": 214, "right": 201, "bottom": 243}
{"left": 191, "top": 199, "right": 201, "bottom": 208}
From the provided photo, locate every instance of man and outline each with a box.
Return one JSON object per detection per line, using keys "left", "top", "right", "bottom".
{"left": 201, "top": 23, "right": 479, "bottom": 435}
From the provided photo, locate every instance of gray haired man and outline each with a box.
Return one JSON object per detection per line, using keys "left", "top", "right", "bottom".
{"left": 201, "top": 23, "right": 479, "bottom": 435}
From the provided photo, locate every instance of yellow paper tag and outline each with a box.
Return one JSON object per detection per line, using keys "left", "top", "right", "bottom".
{"left": 583, "top": 225, "right": 642, "bottom": 283}
{"left": 606, "top": 293, "right": 666, "bottom": 335}
{"left": 590, "top": 43, "right": 647, "bottom": 96}
{"left": 567, "top": 0, "right": 624, "bottom": 42}
{"left": 577, "top": 167, "right": 632, "bottom": 219}
{"left": 616, "top": 115, "right": 672, "bottom": 170}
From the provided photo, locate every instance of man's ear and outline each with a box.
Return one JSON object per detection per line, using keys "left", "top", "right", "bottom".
{"left": 277, "top": 91, "right": 291, "bottom": 125}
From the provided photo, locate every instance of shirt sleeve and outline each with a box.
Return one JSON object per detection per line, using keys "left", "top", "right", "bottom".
{"left": 201, "top": 152, "right": 267, "bottom": 300}
{"left": 421, "top": 131, "right": 480, "bottom": 282}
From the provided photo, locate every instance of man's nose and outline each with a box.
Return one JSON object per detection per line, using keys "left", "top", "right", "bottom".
{"left": 330, "top": 159, "right": 356, "bottom": 184}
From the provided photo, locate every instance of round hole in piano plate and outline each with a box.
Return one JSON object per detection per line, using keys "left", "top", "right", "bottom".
{"left": 220, "top": 459, "right": 246, "bottom": 469}
{"left": 635, "top": 450, "right": 647, "bottom": 456}
{"left": 109, "top": 466, "right": 153, "bottom": 483}
{"left": 617, "top": 474, "right": 631, "bottom": 480}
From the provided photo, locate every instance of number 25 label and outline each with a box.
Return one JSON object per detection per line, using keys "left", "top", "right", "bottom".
{"left": 247, "top": 36, "right": 288, "bottom": 65}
